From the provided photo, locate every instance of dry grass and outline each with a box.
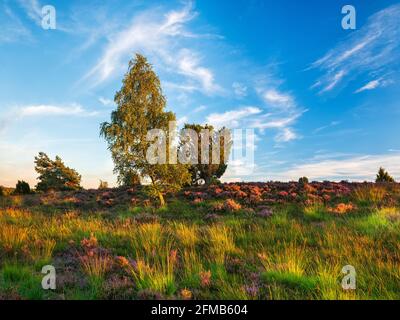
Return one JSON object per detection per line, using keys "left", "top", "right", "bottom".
{"left": 0, "top": 224, "right": 29, "bottom": 252}
{"left": 79, "top": 252, "right": 112, "bottom": 279}
{"left": 28, "top": 239, "right": 56, "bottom": 261}
{"left": 0, "top": 185, "right": 399, "bottom": 300}
{"left": 173, "top": 223, "right": 198, "bottom": 248}
{"left": 354, "top": 185, "right": 386, "bottom": 205}
{"left": 206, "top": 225, "right": 236, "bottom": 264}
{"left": 124, "top": 242, "right": 178, "bottom": 294}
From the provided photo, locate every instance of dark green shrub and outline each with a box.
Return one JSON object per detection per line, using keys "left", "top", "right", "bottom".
{"left": 14, "top": 180, "right": 31, "bottom": 194}
{"left": 298, "top": 177, "right": 309, "bottom": 185}
{"left": 376, "top": 167, "right": 395, "bottom": 183}
{"left": 98, "top": 180, "right": 109, "bottom": 190}
{"left": 34, "top": 152, "right": 82, "bottom": 191}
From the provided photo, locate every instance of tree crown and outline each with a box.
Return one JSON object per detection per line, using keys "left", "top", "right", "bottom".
{"left": 34, "top": 152, "right": 82, "bottom": 191}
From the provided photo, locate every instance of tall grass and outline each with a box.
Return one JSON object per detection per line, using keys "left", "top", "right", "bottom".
{"left": 126, "top": 240, "right": 177, "bottom": 295}
{"left": 28, "top": 239, "right": 56, "bottom": 262}
{"left": 259, "top": 242, "right": 308, "bottom": 276}
{"left": 353, "top": 185, "right": 386, "bottom": 206}
{"left": 130, "top": 223, "right": 164, "bottom": 257}
{"left": 0, "top": 225, "right": 29, "bottom": 252}
{"left": 79, "top": 253, "right": 112, "bottom": 279}
{"left": 173, "top": 223, "right": 198, "bottom": 248}
{"left": 206, "top": 225, "right": 236, "bottom": 265}
{"left": 1, "top": 192, "right": 399, "bottom": 300}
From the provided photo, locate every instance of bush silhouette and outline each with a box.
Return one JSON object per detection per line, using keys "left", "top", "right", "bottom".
{"left": 298, "top": 177, "right": 309, "bottom": 185}
{"left": 375, "top": 167, "right": 395, "bottom": 183}
{"left": 98, "top": 180, "right": 109, "bottom": 190}
{"left": 14, "top": 180, "right": 30, "bottom": 194}
{"left": 35, "top": 152, "right": 82, "bottom": 191}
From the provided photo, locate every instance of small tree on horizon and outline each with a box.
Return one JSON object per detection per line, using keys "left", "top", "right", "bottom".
{"left": 375, "top": 167, "right": 395, "bottom": 183}
{"left": 34, "top": 152, "right": 82, "bottom": 191}
{"left": 100, "top": 54, "right": 190, "bottom": 206}
{"left": 14, "top": 180, "right": 31, "bottom": 194}
{"left": 98, "top": 180, "right": 109, "bottom": 190}
{"left": 298, "top": 177, "right": 309, "bottom": 185}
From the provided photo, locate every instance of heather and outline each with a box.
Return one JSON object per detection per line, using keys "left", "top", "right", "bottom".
{"left": 0, "top": 181, "right": 399, "bottom": 300}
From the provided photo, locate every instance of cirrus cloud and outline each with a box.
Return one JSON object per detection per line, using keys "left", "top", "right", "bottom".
{"left": 82, "top": 2, "right": 221, "bottom": 95}
{"left": 310, "top": 4, "right": 400, "bottom": 94}
{"left": 206, "top": 106, "right": 262, "bottom": 128}
{"left": 283, "top": 153, "right": 400, "bottom": 181}
{"left": 17, "top": 104, "right": 97, "bottom": 117}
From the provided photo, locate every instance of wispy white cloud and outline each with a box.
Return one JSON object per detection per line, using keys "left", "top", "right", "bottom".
{"left": 98, "top": 97, "right": 114, "bottom": 107}
{"left": 262, "top": 88, "right": 293, "bottom": 107}
{"left": 274, "top": 127, "right": 297, "bottom": 142}
{"left": 223, "top": 152, "right": 400, "bottom": 183}
{"left": 254, "top": 81, "right": 306, "bottom": 142}
{"left": 205, "top": 102, "right": 305, "bottom": 144}
{"left": 176, "top": 49, "right": 221, "bottom": 94}
{"left": 83, "top": 3, "right": 193, "bottom": 83}
{"left": 0, "top": 103, "right": 97, "bottom": 135}
{"left": 16, "top": 0, "right": 42, "bottom": 25}
{"left": 2, "top": 0, "right": 70, "bottom": 43}
{"left": 223, "top": 158, "right": 257, "bottom": 178}
{"left": 310, "top": 4, "right": 400, "bottom": 93}
{"left": 319, "top": 70, "right": 346, "bottom": 93}
{"left": 283, "top": 153, "right": 400, "bottom": 181}
{"left": 205, "top": 72, "right": 306, "bottom": 144}
{"left": 232, "top": 82, "right": 247, "bottom": 98}
{"left": 313, "top": 121, "right": 341, "bottom": 134}
{"left": 82, "top": 2, "right": 220, "bottom": 95}
{"left": 0, "top": 3, "right": 32, "bottom": 43}
{"left": 354, "top": 77, "right": 393, "bottom": 93}
{"left": 17, "top": 104, "right": 97, "bottom": 117}
{"left": 249, "top": 111, "right": 302, "bottom": 131}
{"left": 193, "top": 105, "right": 206, "bottom": 113}
{"left": 355, "top": 79, "right": 380, "bottom": 93}
{"left": 206, "top": 106, "right": 262, "bottom": 128}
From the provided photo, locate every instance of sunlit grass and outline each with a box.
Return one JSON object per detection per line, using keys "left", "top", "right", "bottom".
{"left": 173, "top": 223, "right": 199, "bottom": 248}
{"left": 353, "top": 185, "right": 386, "bottom": 206}
{"left": 0, "top": 224, "right": 29, "bottom": 253}
{"left": 206, "top": 225, "right": 236, "bottom": 265}
{"left": 125, "top": 240, "right": 178, "bottom": 295}
{"left": 0, "top": 188, "right": 399, "bottom": 300}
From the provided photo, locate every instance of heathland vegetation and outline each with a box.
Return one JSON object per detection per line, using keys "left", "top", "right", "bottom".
{"left": 0, "top": 180, "right": 399, "bottom": 299}
{"left": 0, "top": 55, "right": 399, "bottom": 300}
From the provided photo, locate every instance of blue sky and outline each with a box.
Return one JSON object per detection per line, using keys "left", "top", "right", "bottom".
{"left": 1, "top": 0, "right": 400, "bottom": 188}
